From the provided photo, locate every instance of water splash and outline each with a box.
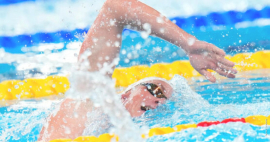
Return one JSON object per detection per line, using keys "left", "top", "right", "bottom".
{"left": 58, "top": 50, "right": 143, "bottom": 141}
{"left": 0, "top": 101, "right": 58, "bottom": 141}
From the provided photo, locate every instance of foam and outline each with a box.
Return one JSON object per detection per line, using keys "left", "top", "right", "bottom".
{"left": 1, "top": 0, "right": 270, "bottom": 36}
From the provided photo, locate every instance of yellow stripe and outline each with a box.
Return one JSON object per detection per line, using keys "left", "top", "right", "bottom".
{"left": 112, "top": 50, "right": 270, "bottom": 87}
{"left": 0, "top": 76, "right": 69, "bottom": 101}
{"left": 49, "top": 115, "right": 270, "bottom": 142}
{"left": 1, "top": 51, "right": 270, "bottom": 101}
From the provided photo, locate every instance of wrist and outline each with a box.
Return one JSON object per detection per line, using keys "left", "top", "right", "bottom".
{"left": 181, "top": 36, "right": 198, "bottom": 54}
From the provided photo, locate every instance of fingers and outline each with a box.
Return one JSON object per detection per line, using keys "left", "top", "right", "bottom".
{"left": 206, "top": 60, "right": 236, "bottom": 79}
{"left": 200, "top": 69, "right": 216, "bottom": 83}
{"left": 215, "top": 68, "right": 236, "bottom": 78}
{"left": 200, "top": 67, "right": 236, "bottom": 83}
{"left": 217, "top": 62, "right": 237, "bottom": 74}
{"left": 206, "top": 55, "right": 237, "bottom": 74}
{"left": 215, "top": 55, "right": 235, "bottom": 67}
{"left": 201, "top": 57, "right": 237, "bottom": 81}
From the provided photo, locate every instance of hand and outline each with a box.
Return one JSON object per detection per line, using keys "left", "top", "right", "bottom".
{"left": 186, "top": 40, "right": 237, "bottom": 83}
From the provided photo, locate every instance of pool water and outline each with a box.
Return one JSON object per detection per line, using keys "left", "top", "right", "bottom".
{"left": 1, "top": 0, "right": 270, "bottom": 142}
{"left": 191, "top": 69, "right": 270, "bottom": 105}
{"left": 137, "top": 69, "right": 270, "bottom": 142}
{"left": 0, "top": 69, "right": 269, "bottom": 141}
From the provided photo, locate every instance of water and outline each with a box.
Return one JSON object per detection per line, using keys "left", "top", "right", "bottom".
{"left": 1, "top": 69, "right": 269, "bottom": 141}
{"left": 136, "top": 70, "right": 270, "bottom": 142}
{"left": 66, "top": 69, "right": 143, "bottom": 142}
{"left": 1, "top": 0, "right": 270, "bottom": 142}
{"left": 0, "top": 100, "right": 57, "bottom": 141}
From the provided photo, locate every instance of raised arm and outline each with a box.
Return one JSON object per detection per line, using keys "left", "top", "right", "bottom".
{"left": 79, "top": 0, "right": 237, "bottom": 81}
{"left": 38, "top": 99, "right": 93, "bottom": 141}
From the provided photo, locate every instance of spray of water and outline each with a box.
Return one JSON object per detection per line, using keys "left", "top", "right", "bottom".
{"left": 62, "top": 51, "right": 143, "bottom": 141}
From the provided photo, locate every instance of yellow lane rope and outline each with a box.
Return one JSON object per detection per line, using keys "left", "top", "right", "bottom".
{"left": 0, "top": 50, "right": 270, "bottom": 101}
{"left": 48, "top": 115, "right": 270, "bottom": 142}
{"left": 112, "top": 50, "right": 270, "bottom": 87}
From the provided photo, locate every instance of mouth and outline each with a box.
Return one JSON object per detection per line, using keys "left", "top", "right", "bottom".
{"left": 140, "top": 106, "right": 154, "bottom": 111}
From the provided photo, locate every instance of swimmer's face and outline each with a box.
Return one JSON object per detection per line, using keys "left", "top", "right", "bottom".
{"left": 121, "top": 80, "right": 173, "bottom": 117}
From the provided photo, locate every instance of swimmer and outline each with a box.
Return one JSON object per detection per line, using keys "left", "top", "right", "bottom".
{"left": 38, "top": 0, "right": 237, "bottom": 141}
{"left": 39, "top": 77, "right": 174, "bottom": 141}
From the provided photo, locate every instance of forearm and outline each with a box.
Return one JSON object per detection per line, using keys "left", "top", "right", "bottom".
{"left": 38, "top": 99, "right": 92, "bottom": 141}
{"left": 79, "top": 0, "right": 194, "bottom": 73}
{"left": 113, "top": 0, "right": 195, "bottom": 50}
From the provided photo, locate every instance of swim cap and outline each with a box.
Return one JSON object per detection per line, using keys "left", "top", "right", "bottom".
{"left": 123, "top": 76, "right": 173, "bottom": 94}
{"left": 122, "top": 74, "right": 188, "bottom": 99}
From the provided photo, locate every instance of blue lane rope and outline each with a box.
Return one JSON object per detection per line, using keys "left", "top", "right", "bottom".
{"left": 1, "top": 6, "right": 270, "bottom": 50}
{"left": 0, "top": 0, "right": 36, "bottom": 6}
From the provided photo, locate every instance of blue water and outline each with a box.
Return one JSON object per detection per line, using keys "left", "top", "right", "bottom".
{"left": 1, "top": 1, "right": 270, "bottom": 142}
{"left": 1, "top": 70, "right": 270, "bottom": 141}
{"left": 135, "top": 70, "right": 270, "bottom": 142}
{"left": 0, "top": 101, "right": 54, "bottom": 141}
{"left": 192, "top": 72, "right": 270, "bottom": 105}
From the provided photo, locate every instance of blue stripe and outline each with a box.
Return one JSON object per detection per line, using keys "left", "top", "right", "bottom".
{"left": 1, "top": 29, "right": 88, "bottom": 53}
{"left": 1, "top": 6, "right": 270, "bottom": 52}
{"left": 0, "top": 0, "right": 35, "bottom": 5}
{"left": 171, "top": 6, "right": 270, "bottom": 28}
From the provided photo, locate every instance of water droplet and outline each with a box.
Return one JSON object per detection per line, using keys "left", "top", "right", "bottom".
{"left": 124, "top": 58, "right": 130, "bottom": 63}
{"left": 110, "top": 19, "right": 116, "bottom": 25}
{"left": 64, "top": 126, "right": 71, "bottom": 134}
{"left": 14, "top": 85, "right": 19, "bottom": 89}
{"left": 127, "top": 53, "right": 132, "bottom": 59}
{"left": 156, "top": 17, "right": 163, "bottom": 23}
{"left": 143, "top": 23, "right": 151, "bottom": 30}
{"left": 187, "top": 38, "right": 195, "bottom": 46}
{"left": 92, "top": 38, "right": 98, "bottom": 42}
{"left": 141, "top": 102, "right": 145, "bottom": 107}
{"left": 105, "top": 56, "right": 110, "bottom": 60}
{"left": 16, "top": 94, "right": 21, "bottom": 100}
{"left": 114, "top": 41, "right": 120, "bottom": 47}
{"left": 121, "top": 50, "right": 126, "bottom": 55}
{"left": 160, "top": 28, "right": 165, "bottom": 33}
{"left": 135, "top": 44, "right": 141, "bottom": 50}
{"left": 106, "top": 42, "right": 111, "bottom": 47}
{"left": 141, "top": 31, "right": 149, "bottom": 39}
{"left": 63, "top": 118, "right": 67, "bottom": 123}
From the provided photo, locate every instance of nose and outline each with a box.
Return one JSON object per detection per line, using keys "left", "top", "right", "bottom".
{"left": 143, "top": 98, "right": 166, "bottom": 109}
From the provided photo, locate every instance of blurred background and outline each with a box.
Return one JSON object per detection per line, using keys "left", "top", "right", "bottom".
{"left": 1, "top": 0, "right": 270, "bottom": 81}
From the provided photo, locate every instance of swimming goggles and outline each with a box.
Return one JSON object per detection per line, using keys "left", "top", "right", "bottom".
{"left": 140, "top": 83, "right": 167, "bottom": 99}
{"left": 140, "top": 83, "right": 167, "bottom": 111}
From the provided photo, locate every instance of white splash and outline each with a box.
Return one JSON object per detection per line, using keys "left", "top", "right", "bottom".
{"left": 1, "top": 0, "right": 270, "bottom": 36}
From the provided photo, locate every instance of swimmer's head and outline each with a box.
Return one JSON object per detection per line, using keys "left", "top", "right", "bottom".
{"left": 121, "top": 77, "right": 173, "bottom": 117}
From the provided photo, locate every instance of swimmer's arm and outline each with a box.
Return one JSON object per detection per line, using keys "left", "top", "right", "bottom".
{"left": 79, "top": 0, "right": 237, "bottom": 82}
{"left": 38, "top": 99, "right": 91, "bottom": 141}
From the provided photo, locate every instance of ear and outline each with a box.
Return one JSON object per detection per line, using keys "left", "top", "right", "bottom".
{"left": 121, "top": 90, "right": 131, "bottom": 101}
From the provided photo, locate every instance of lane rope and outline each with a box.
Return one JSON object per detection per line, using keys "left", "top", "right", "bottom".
{"left": 0, "top": 51, "right": 268, "bottom": 141}
{"left": 0, "top": 51, "right": 270, "bottom": 101}
{"left": 48, "top": 115, "right": 270, "bottom": 142}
